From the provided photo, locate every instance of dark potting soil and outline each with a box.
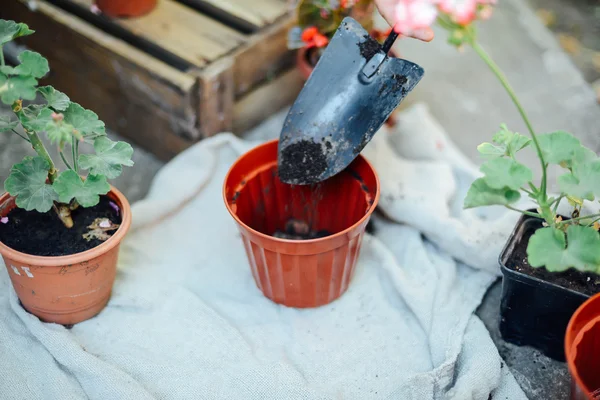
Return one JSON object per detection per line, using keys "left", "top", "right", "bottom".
{"left": 273, "top": 219, "right": 331, "bottom": 240}
{"left": 358, "top": 34, "right": 381, "bottom": 60}
{"left": 0, "top": 196, "right": 122, "bottom": 257}
{"left": 278, "top": 140, "right": 328, "bottom": 184}
{"left": 505, "top": 218, "right": 600, "bottom": 296}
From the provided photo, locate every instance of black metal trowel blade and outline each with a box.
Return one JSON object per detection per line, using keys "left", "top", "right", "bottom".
{"left": 277, "top": 17, "right": 424, "bottom": 185}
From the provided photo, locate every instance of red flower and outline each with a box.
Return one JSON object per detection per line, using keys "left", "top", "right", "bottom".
{"left": 301, "top": 26, "right": 330, "bottom": 48}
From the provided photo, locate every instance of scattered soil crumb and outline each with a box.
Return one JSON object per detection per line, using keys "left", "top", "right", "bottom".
{"left": 358, "top": 34, "right": 381, "bottom": 60}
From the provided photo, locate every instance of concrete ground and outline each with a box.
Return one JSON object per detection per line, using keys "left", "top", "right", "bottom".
{"left": 1, "top": 0, "right": 599, "bottom": 398}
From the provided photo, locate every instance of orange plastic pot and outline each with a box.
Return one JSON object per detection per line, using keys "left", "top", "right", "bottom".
{"left": 0, "top": 188, "right": 131, "bottom": 325}
{"left": 565, "top": 293, "right": 600, "bottom": 399}
{"left": 95, "top": 0, "right": 157, "bottom": 18}
{"left": 223, "top": 139, "right": 379, "bottom": 308}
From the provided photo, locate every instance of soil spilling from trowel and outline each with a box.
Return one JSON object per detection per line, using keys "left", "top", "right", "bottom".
{"left": 278, "top": 140, "right": 328, "bottom": 184}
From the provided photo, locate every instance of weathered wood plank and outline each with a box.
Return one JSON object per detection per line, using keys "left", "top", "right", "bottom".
{"left": 68, "top": 0, "right": 246, "bottom": 67}
{"left": 2, "top": 0, "right": 197, "bottom": 160}
{"left": 197, "top": 58, "right": 235, "bottom": 138}
{"left": 177, "top": 0, "right": 289, "bottom": 32}
{"left": 233, "top": 68, "right": 304, "bottom": 134}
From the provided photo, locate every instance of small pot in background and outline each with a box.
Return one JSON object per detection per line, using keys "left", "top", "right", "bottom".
{"left": 0, "top": 188, "right": 131, "bottom": 325}
{"left": 223, "top": 139, "right": 379, "bottom": 308}
{"left": 499, "top": 213, "right": 590, "bottom": 361}
{"left": 95, "top": 0, "right": 157, "bottom": 18}
{"left": 565, "top": 293, "right": 600, "bottom": 400}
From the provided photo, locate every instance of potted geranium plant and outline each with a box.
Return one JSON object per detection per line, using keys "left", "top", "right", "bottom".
{"left": 287, "top": 0, "right": 377, "bottom": 80}
{"left": 379, "top": 0, "right": 600, "bottom": 361}
{"left": 0, "top": 19, "right": 134, "bottom": 325}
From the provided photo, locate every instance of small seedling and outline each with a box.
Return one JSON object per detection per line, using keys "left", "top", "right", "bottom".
{"left": 0, "top": 20, "right": 133, "bottom": 231}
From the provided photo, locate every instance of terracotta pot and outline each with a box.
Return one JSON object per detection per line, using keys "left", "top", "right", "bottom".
{"left": 95, "top": 0, "right": 157, "bottom": 18}
{"left": 223, "top": 139, "right": 379, "bottom": 308}
{"left": 0, "top": 187, "right": 131, "bottom": 325}
{"left": 565, "top": 293, "right": 600, "bottom": 399}
{"left": 296, "top": 47, "right": 315, "bottom": 81}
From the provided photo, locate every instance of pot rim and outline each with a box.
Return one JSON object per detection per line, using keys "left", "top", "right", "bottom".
{"left": 222, "top": 139, "right": 380, "bottom": 244}
{"left": 498, "top": 212, "right": 590, "bottom": 299}
{"left": 565, "top": 293, "right": 600, "bottom": 396}
{"left": 0, "top": 185, "right": 132, "bottom": 266}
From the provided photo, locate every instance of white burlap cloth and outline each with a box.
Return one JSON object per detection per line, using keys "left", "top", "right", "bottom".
{"left": 0, "top": 103, "right": 527, "bottom": 399}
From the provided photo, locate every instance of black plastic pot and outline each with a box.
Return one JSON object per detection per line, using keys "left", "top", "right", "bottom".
{"left": 499, "top": 212, "right": 590, "bottom": 361}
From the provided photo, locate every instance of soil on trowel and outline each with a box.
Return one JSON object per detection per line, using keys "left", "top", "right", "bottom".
{"left": 273, "top": 219, "right": 331, "bottom": 240}
{"left": 505, "top": 218, "right": 600, "bottom": 296}
{"left": 0, "top": 196, "right": 122, "bottom": 257}
{"left": 358, "top": 34, "right": 381, "bottom": 60}
{"left": 278, "top": 140, "right": 328, "bottom": 184}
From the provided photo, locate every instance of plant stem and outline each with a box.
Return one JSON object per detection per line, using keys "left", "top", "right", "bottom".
{"left": 11, "top": 128, "right": 30, "bottom": 142}
{"left": 521, "top": 187, "right": 535, "bottom": 196}
{"left": 0, "top": 48, "right": 5, "bottom": 67}
{"left": 588, "top": 217, "right": 600, "bottom": 227}
{"left": 552, "top": 194, "right": 565, "bottom": 213}
{"left": 504, "top": 205, "right": 541, "bottom": 218}
{"left": 28, "top": 132, "right": 58, "bottom": 183}
{"left": 470, "top": 41, "right": 548, "bottom": 201}
{"left": 72, "top": 137, "right": 79, "bottom": 173}
{"left": 59, "top": 150, "right": 74, "bottom": 170}
{"left": 559, "top": 213, "right": 600, "bottom": 226}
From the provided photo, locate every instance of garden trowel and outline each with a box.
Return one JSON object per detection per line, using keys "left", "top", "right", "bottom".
{"left": 277, "top": 17, "right": 424, "bottom": 185}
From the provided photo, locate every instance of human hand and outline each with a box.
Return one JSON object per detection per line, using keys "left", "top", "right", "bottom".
{"left": 374, "top": 0, "right": 436, "bottom": 42}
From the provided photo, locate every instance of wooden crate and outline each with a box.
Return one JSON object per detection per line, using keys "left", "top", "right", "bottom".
{"left": 1, "top": 0, "right": 304, "bottom": 160}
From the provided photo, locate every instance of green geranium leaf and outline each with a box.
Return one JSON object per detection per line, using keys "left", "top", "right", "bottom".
{"left": 79, "top": 137, "right": 134, "bottom": 179}
{"left": 0, "top": 115, "right": 18, "bottom": 132}
{"left": 477, "top": 142, "right": 505, "bottom": 159}
{"left": 491, "top": 124, "right": 531, "bottom": 157}
{"left": 463, "top": 177, "right": 521, "bottom": 209}
{"left": 53, "top": 170, "right": 110, "bottom": 207}
{"left": 18, "top": 105, "right": 50, "bottom": 132}
{"left": 527, "top": 225, "right": 600, "bottom": 273}
{"left": 46, "top": 119, "right": 76, "bottom": 149}
{"left": 538, "top": 131, "right": 582, "bottom": 165}
{"left": 558, "top": 160, "right": 600, "bottom": 201}
{"left": 0, "top": 20, "right": 34, "bottom": 46}
{"left": 480, "top": 158, "right": 533, "bottom": 190}
{"left": 38, "top": 86, "right": 70, "bottom": 111}
{"left": 4, "top": 156, "right": 57, "bottom": 212}
{"left": 63, "top": 102, "right": 106, "bottom": 142}
{"left": 13, "top": 51, "right": 49, "bottom": 79}
{"left": 0, "top": 73, "right": 38, "bottom": 105}
{"left": 0, "top": 66, "right": 16, "bottom": 75}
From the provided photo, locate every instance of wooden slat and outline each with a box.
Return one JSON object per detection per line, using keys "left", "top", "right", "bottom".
{"left": 69, "top": 0, "right": 245, "bottom": 68}
{"left": 1, "top": 0, "right": 197, "bottom": 160}
{"left": 233, "top": 68, "right": 304, "bottom": 134}
{"left": 178, "top": 0, "right": 289, "bottom": 31}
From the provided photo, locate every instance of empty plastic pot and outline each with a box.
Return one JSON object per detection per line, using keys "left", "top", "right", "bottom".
{"left": 223, "top": 139, "right": 379, "bottom": 307}
{"left": 565, "top": 293, "right": 600, "bottom": 400}
{"left": 96, "top": 0, "right": 157, "bottom": 18}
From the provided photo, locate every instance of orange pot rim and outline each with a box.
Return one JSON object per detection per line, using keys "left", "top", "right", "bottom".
{"left": 0, "top": 186, "right": 132, "bottom": 267}
{"left": 223, "top": 139, "right": 380, "bottom": 245}
{"left": 565, "top": 292, "right": 600, "bottom": 396}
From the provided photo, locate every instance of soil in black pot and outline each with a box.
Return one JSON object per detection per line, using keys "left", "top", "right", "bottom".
{"left": 506, "top": 218, "right": 600, "bottom": 296}
{"left": 0, "top": 196, "right": 122, "bottom": 257}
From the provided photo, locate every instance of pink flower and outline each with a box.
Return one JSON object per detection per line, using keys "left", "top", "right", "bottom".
{"left": 438, "top": 0, "right": 477, "bottom": 25}
{"left": 393, "top": 0, "right": 438, "bottom": 36}
{"left": 0, "top": 217, "right": 8, "bottom": 224}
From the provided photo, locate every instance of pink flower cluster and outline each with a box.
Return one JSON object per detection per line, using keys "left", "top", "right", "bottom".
{"left": 393, "top": 0, "right": 496, "bottom": 35}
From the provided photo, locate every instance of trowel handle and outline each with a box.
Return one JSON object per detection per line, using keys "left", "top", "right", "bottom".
{"left": 382, "top": 29, "right": 399, "bottom": 54}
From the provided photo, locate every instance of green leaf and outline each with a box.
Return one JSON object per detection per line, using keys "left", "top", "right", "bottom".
{"left": 0, "top": 66, "right": 16, "bottom": 75}
{"left": 79, "top": 137, "right": 134, "bottom": 179}
{"left": 477, "top": 142, "right": 505, "bottom": 159}
{"left": 38, "top": 86, "right": 70, "bottom": 111}
{"left": 491, "top": 124, "right": 531, "bottom": 157}
{"left": 13, "top": 51, "right": 49, "bottom": 79}
{"left": 4, "top": 156, "right": 57, "bottom": 212}
{"left": 0, "top": 20, "right": 34, "bottom": 46}
{"left": 0, "top": 115, "right": 18, "bottom": 132}
{"left": 53, "top": 170, "right": 110, "bottom": 207}
{"left": 0, "top": 73, "right": 37, "bottom": 105}
{"left": 46, "top": 120, "right": 76, "bottom": 149}
{"left": 463, "top": 177, "right": 521, "bottom": 209}
{"left": 480, "top": 158, "right": 533, "bottom": 190}
{"left": 527, "top": 225, "right": 600, "bottom": 273}
{"left": 538, "top": 131, "right": 582, "bottom": 165}
{"left": 17, "top": 105, "right": 51, "bottom": 132}
{"left": 558, "top": 160, "right": 600, "bottom": 201}
{"left": 63, "top": 102, "right": 105, "bottom": 142}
